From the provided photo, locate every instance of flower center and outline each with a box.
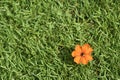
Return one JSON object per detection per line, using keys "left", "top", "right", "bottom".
{"left": 81, "top": 53, "right": 84, "bottom": 56}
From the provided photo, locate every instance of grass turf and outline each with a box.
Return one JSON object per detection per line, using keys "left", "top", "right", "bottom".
{"left": 0, "top": 0, "right": 120, "bottom": 80}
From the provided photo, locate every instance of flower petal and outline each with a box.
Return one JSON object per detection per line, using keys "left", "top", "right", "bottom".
{"left": 74, "top": 56, "right": 81, "bottom": 64}
{"left": 82, "top": 44, "right": 93, "bottom": 55}
{"left": 75, "top": 45, "right": 82, "bottom": 53}
{"left": 72, "top": 51, "right": 80, "bottom": 57}
{"left": 80, "top": 57, "right": 88, "bottom": 65}
{"left": 86, "top": 47, "right": 93, "bottom": 55}
{"left": 85, "top": 55, "right": 93, "bottom": 61}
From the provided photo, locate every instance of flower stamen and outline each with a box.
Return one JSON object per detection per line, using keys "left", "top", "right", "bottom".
{"left": 81, "top": 53, "right": 84, "bottom": 56}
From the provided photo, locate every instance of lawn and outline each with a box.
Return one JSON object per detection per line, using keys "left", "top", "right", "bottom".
{"left": 0, "top": 0, "right": 120, "bottom": 80}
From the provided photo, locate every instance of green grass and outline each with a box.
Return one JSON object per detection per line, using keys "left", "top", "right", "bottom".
{"left": 0, "top": 0, "right": 120, "bottom": 80}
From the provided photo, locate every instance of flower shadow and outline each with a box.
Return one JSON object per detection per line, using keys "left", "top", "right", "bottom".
{"left": 58, "top": 46, "right": 75, "bottom": 65}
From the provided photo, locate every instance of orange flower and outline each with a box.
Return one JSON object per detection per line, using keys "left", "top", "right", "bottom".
{"left": 72, "top": 44, "right": 93, "bottom": 65}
